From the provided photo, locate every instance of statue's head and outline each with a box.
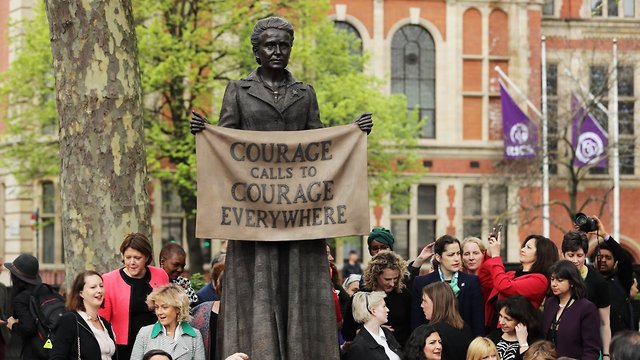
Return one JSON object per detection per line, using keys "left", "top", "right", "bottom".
{"left": 251, "top": 17, "right": 295, "bottom": 68}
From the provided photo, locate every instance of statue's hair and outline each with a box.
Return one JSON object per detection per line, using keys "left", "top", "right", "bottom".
{"left": 251, "top": 17, "right": 294, "bottom": 53}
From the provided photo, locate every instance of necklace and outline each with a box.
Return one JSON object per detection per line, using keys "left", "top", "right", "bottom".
{"left": 83, "top": 310, "right": 99, "bottom": 322}
{"left": 558, "top": 297, "right": 573, "bottom": 308}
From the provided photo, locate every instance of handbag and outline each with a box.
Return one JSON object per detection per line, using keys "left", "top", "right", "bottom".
{"left": 74, "top": 313, "right": 81, "bottom": 360}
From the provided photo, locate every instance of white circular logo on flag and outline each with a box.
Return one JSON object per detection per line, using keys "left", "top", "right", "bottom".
{"left": 510, "top": 123, "right": 529, "bottom": 144}
{"left": 576, "top": 132, "right": 604, "bottom": 164}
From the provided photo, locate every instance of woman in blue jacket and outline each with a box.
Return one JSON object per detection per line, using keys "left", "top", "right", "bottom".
{"left": 410, "top": 235, "right": 484, "bottom": 335}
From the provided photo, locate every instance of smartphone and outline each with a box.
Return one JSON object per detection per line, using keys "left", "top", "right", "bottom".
{"left": 490, "top": 224, "right": 503, "bottom": 238}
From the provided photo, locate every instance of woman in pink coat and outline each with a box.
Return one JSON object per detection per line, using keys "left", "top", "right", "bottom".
{"left": 99, "top": 233, "right": 169, "bottom": 360}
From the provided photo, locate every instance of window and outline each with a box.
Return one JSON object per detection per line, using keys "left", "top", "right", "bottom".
{"left": 390, "top": 184, "right": 437, "bottom": 259}
{"left": 547, "top": 64, "right": 559, "bottom": 174}
{"left": 463, "top": 8, "right": 510, "bottom": 141}
{"left": 592, "top": 0, "right": 635, "bottom": 17}
{"left": 391, "top": 25, "right": 436, "bottom": 138}
{"left": 543, "top": 0, "right": 555, "bottom": 15}
{"left": 463, "top": 185, "right": 482, "bottom": 238}
{"left": 618, "top": 66, "right": 635, "bottom": 175}
{"left": 333, "top": 21, "right": 362, "bottom": 56}
{"left": 161, "top": 181, "right": 184, "bottom": 247}
{"left": 463, "top": 184, "right": 509, "bottom": 258}
{"left": 41, "top": 181, "right": 59, "bottom": 264}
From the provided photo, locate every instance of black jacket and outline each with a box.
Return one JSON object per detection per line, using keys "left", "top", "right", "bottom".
{"left": 345, "top": 327, "right": 401, "bottom": 360}
{"left": 343, "top": 289, "right": 412, "bottom": 346}
{"left": 411, "top": 271, "right": 485, "bottom": 336}
{"left": 50, "top": 312, "right": 118, "bottom": 360}
{"left": 10, "top": 287, "right": 46, "bottom": 360}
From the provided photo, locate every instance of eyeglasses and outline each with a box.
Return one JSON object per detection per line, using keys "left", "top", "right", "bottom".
{"left": 370, "top": 245, "right": 390, "bottom": 252}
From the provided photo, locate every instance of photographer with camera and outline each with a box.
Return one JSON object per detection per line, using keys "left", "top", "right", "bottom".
{"left": 575, "top": 214, "right": 634, "bottom": 337}
{"left": 561, "top": 230, "right": 611, "bottom": 358}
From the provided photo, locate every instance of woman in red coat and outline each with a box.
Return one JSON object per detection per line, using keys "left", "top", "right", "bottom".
{"left": 478, "top": 233, "right": 558, "bottom": 331}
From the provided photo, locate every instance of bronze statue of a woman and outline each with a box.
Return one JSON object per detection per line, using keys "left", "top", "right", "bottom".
{"left": 191, "top": 17, "right": 372, "bottom": 360}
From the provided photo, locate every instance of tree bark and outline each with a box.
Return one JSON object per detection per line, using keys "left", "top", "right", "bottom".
{"left": 45, "top": 0, "right": 150, "bottom": 286}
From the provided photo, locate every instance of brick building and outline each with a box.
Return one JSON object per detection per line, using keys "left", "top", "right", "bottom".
{"left": 327, "top": 0, "right": 640, "bottom": 263}
{"left": 1, "top": 0, "right": 639, "bottom": 284}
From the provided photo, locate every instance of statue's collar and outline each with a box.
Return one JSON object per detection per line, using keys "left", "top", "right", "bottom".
{"left": 243, "top": 68, "right": 300, "bottom": 87}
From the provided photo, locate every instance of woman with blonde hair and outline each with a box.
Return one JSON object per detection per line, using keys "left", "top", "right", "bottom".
{"left": 343, "top": 251, "right": 412, "bottom": 346}
{"left": 345, "top": 291, "right": 402, "bottom": 360}
{"left": 420, "top": 281, "right": 474, "bottom": 360}
{"left": 461, "top": 237, "right": 486, "bottom": 276}
{"left": 466, "top": 337, "right": 498, "bottom": 360}
{"left": 130, "top": 283, "right": 205, "bottom": 360}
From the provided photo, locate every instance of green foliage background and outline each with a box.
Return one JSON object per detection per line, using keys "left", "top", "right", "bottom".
{"left": 0, "top": 0, "right": 425, "bottom": 269}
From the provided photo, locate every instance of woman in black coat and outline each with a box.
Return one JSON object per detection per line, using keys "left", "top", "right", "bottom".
{"left": 5, "top": 254, "right": 47, "bottom": 360}
{"left": 345, "top": 291, "right": 402, "bottom": 360}
{"left": 51, "top": 271, "right": 117, "bottom": 360}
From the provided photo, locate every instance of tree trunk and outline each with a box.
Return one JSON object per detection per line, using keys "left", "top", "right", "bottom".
{"left": 45, "top": 0, "right": 151, "bottom": 286}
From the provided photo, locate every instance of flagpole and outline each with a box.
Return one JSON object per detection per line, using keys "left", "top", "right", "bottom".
{"left": 540, "top": 36, "right": 550, "bottom": 238}
{"left": 563, "top": 70, "right": 609, "bottom": 115}
{"left": 612, "top": 38, "right": 620, "bottom": 241}
{"left": 495, "top": 66, "right": 543, "bottom": 119}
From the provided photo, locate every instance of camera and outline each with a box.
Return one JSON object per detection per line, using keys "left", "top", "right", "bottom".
{"left": 575, "top": 212, "right": 598, "bottom": 232}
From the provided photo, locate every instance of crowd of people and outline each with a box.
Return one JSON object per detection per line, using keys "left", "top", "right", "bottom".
{"left": 0, "top": 214, "right": 639, "bottom": 360}
{"left": 0, "top": 233, "right": 242, "bottom": 360}
{"left": 333, "top": 214, "right": 640, "bottom": 360}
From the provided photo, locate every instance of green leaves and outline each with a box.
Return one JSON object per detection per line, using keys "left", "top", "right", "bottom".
{"left": 0, "top": 3, "right": 59, "bottom": 181}
{"left": 2, "top": 0, "right": 424, "bottom": 211}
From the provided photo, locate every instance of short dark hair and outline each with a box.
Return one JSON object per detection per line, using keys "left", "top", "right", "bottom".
{"left": 596, "top": 242, "right": 617, "bottom": 261}
{"left": 159, "top": 242, "right": 186, "bottom": 261}
{"left": 67, "top": 270, "right": 103, "bottom": 312}
{"left": 548, "top": 260, "right": 587, "bottom": 299}
{"left": 611, "top": 330, "right": 640, "bottom": 360}
{"left": 142, "top": 349, "right": 173, "bottom": 360}
{"left": 496, "top": 295, "right": 540, "bottom": 335}
{"left": 250, "top": 17, "right": 294, "bottom": 53}
{"left": 120, "top": 233, "right": 153, "bottom": 266}
{"left": 562, "top": 230, "right": 588, "bottom": 254}
{"left": 525, "top": 235, "right": 559, "bottom": 275}
{"left": 432, "top": 235, "right": 461, "bottom": 269}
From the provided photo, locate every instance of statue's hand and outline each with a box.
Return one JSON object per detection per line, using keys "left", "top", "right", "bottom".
{"left": 190, "top": 111, "right": 209, "bottom": 135}
{"left": 352, "top": 112, "right": 373, "bottom": 135}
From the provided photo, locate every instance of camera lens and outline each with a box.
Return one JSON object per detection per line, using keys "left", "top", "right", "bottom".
{"left": 575, "top": 213, "right": 587, "bottom": 225}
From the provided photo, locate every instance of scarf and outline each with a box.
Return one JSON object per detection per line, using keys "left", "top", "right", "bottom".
{"left": 438, "top": 267, "right": 460, "bottom": 296}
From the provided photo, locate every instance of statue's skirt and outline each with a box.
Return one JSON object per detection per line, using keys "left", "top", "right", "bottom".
{"left": 216, "top": 239, "right": 340, "bottom": 360}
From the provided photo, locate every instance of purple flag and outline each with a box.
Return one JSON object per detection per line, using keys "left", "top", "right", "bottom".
{"left": 571, "top": 94, "right": 608, "bottom": 167}
{"left": 500, "top": 84, "right": 538, "bottom": 159}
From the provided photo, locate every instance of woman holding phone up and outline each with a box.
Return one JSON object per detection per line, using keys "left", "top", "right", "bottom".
{"left": 478, "top": 230, "right": 558, "bottom": 331}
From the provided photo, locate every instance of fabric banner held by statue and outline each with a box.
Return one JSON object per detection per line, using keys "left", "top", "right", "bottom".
{"left": 196, "top": 123, "right": 370, "bottom": 241}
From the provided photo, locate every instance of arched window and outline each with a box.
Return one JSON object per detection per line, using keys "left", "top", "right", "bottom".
{"left": 333, "top": 21, "right": 363, "bottom": 56}
{"left": 391, "top": 25, "right": 436, "bottom": 138}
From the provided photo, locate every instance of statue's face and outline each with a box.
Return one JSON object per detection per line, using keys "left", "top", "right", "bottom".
{"left": 254, "top": 28, "right": 292, "bottom": 71}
